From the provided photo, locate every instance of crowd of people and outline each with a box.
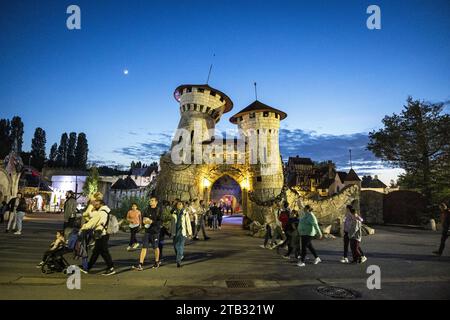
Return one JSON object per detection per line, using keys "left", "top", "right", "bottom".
{"left": 1, "top": 190, "right": 447, "bottom": 275}
{"left": 33, "top": 193, "right": 229, "bottom": 275}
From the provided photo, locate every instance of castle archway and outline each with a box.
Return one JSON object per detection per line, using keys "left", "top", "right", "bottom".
{"left": 210, "top": 175, "right": 242, "bottom": 214}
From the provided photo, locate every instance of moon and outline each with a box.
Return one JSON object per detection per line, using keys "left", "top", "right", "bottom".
{"left": 123, "top": 69, "right": 129, "bottom": 75}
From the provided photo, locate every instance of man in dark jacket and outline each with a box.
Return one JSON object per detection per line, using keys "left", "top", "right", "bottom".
{"left": 63, "top": 191, "right": 77, "bottom": 230}
{"left": 6, "top": 193, "right": 23, "bottom": 232}
{"left": 434, "top": 202, "right": 450, "bottom": 256}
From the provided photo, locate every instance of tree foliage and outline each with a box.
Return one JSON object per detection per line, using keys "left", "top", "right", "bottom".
{"left": 368, "top": 97, "right": 450, "bottom": 210}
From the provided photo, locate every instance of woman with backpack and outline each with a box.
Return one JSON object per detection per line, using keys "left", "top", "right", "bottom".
{"left": 79, "top": 192, "right": 116, "bottom": 276}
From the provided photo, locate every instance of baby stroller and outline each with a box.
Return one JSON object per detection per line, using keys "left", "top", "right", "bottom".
{"left": 41, "top": 229, "right": 80, "bottom": 274}
{"left": 40, "top": 247, "right": 71, "bottom": 274}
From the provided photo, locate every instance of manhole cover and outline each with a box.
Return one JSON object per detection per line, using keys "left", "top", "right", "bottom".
{"left": 226, "top": 280, "right": 255, "bottom": 288}
{"left": 316, "top": 286, "right": 360, "bottom": 299}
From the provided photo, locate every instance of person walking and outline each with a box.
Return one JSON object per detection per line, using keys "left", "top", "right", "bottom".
{"left": 171, "top": 200, "right": 192, "bottom": 268}
{"left": 433, "top": 202, "right": 450, "bottom": 256}
{"left": 0, "top": 201, "right": 7, "bottom": 224}
{"left": 210, "top": 202, "right": 220, "bottom": 230}
{"left": 297, "top": 205, "right": 322, "bottom": 267}
{"left": 341, "top": 205, "right": 366, "bottom": 263}
{"left": 79, "top": 192, "right": 116, "bottom": 276}
{"left": 13, "top": 196, "right": 27, "bottom": 235}
{"left": 193, "top": 200, "right": 210, "bottom": 240}
{"left": 348, "top": 208, "right": 367, "bottom": 263}
{"left": 63, "top": 191, "right": 77, "bottom": 236}
{"left": 282, "top": 211, "right": 300, "bottom": 259}
{"left": 126, "top": 203, "right": 141, "bottom": 251}
{"left": 6, "top": 193, "right": 22, "bottom": 233}
{"left": 132, "top": 197, "right": 163, "bottom": 270}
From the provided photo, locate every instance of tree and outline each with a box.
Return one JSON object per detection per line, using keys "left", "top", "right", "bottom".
{"left": 30, "top": 127, "right": 46, "bottom": 170}
{"left": 362, "top": 175, "right": 373, "bottom": 186}
{"left": 67, "top": 132, "right": 77, "bottom": 167}
{"left": 74, "top": 132, "right": 88, "bottom": 169}
{"left": 368, "top": 97, "right": 450, "bottom": 212}
{"left": 48, "top": 143, "right": 58, "bottom": 167}
{"left": 10, "top": 116, "right": 24, "bottom": 153}
{"left": 0, "top": 119, "right": 11, "bottom": 158}
{"left": 82, "top": 166, "right": 99, "bottom": 197}
{"left": 57, "top": 133, "right": 68, "bottom": 167}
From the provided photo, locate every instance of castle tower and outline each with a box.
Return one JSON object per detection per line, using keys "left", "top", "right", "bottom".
{"left": 230, "top": 100, "right": 287, "bottom": 213}
{"left": 155, "top": 84, "right": 233, "bottom": 202}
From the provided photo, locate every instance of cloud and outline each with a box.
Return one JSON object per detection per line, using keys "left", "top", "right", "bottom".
{"left": 279, "top": 128, "right": 377, "bottom": 168}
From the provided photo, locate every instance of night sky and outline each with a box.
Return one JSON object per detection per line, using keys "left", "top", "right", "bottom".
{"left": 1, "top": 0, "right": 449, "bottom": 183}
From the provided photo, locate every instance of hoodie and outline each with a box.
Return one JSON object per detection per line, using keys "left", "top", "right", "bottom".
{"left": 81, "top": 205, "right": 111, "bottom": 236}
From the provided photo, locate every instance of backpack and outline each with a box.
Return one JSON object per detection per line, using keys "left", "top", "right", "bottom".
{"left": 105, "top": 212, "right": 120, "bottom": 235}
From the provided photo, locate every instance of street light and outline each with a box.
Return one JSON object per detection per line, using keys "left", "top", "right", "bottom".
{"left": 28, "top": 155, "right": 33, "bottom": 167}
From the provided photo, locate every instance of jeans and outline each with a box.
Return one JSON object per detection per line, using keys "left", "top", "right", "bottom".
{"left": 7, "top": 211, "right": 16, "bottom": 231}
{"left": 88, "top": 235, "right": 114, "bottom": 270}
{"left": 129, "top": 226, "right": 139, "bottom": 246}
{"left": 212, "top": 215, "right": 218, "bottom": 230}
{"left": 300, "top": 235, "right": 318, "bottom": 262}
{"left": 15, "top": 211, "right": 25, "bottom": 232}
{"left": 194, "top": 217, "right": 208, "bottom": 239}
{"left": 173, "top": 235, "right": 186, "bottom": 264}
{"left": 350, "top": 239, "right": 363, "bottom": 262}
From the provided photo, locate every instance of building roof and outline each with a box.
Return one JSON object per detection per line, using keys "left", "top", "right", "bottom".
{"left": 317, "top": 178, "right": 334, "bottom": 189}
{"left": 288, "top": 156, "right": 314, "bottom": 166}
{"left": 336, "top": 171, "right": 347, "bottom": 183}
{"left": 131, "top": 166, "right": 158, "bottom": 177}
{"left": 229, "top": 100, "right": 287, "bottom": 124}
{"left": 111, "top": 176, "right": 139, "bottom": 190}
{"left": 345, "top": 169, "right": 361, "bottom": 182}
{"left": 173, "top": 84, "right": 234, "bottom": 114}
{"left": 362, "top": 178, "right": 387, "bottom": 189}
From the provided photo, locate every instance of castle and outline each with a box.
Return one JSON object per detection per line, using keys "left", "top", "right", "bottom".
{"left": 155, "top": 84, "right": 287, "bottom": 223}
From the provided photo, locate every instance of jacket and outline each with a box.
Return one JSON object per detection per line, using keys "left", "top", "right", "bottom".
{"left": 298, "top": 211, "right": 322, "bottom": 238}
{"left": 8, "top": 198, "right": 20, "bottom": 213}
{"left": 171, "top": 208, "right": 193, "bottom": 238}
{"left": 348, "top": 218, "right": 362, "bottom": 242}
{"left": 80, "top": 205, "right": 110, "bottom": 237}
{"left": 64, "top": 197, "right": 77, "bottom": 222}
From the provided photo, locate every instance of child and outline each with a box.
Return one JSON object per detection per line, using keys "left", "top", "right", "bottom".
{"left": 126, "top": 203, "right": 141, "bottom": 251}
{"left": 36, "top": 231, "right": 66, "bottom": 267}
{"left": 348, "top": 208, "right": 367, "bottom": 264}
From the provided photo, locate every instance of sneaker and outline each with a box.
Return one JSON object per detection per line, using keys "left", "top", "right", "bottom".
{"left": 360, "top": 256, "right": 368, "bottom": 264}
{"left": 132, "top": 264, "right": 143, "bottom": 271}
{"left": 259, "top": 245, "right": 267, "bottom": 249}
{"left": 79, "top": 267, "right": 88, "bottom": 274}
{"left": 36, "top": 261, "right": 44, "bottom": 268}
{"left": 282, "top": 255, "right": 291, "bottom": 260}
{"left": 14, "top": 231, "right": 21, "bottom": 235}
{"left": 432, "top": 251, "right": 442, "bottom": 256}
{"left": 152, "top": 261, "right": 161, "bottom": 269}
{"left": 102, "top": 268, "right": 116, "bottom": 276}
{"left": 313, "top": 257, "right": 322, "bottom": 265}
{"left": 177, "top": 262, "right": 182, "bottom": 268}
{"left": 297, "top": 262, "right": 306, "bottom": 267}
{"left": 126, "top": 246, "right": 132, "bottom": 251}
{"left": 340, "top": 257, "right": 349, "bottom": 264}
{"left": 132, "top": 243, "right": 140, "bottom": 249}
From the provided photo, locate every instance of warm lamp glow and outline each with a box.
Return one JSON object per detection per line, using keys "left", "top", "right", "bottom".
{"left": 240, "top": 177, "right": 250, "bottom": 190}
{"left": 203, "top": 178, "right": 211, "bottom": 188}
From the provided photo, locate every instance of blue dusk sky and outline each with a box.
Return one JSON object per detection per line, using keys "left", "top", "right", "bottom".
{"left": 1, "top": 0, "right": 449, "bottom": 183}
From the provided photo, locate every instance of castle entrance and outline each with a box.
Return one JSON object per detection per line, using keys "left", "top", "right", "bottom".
{"left": 209, "top": 175, "right": 244, "bottom": 226}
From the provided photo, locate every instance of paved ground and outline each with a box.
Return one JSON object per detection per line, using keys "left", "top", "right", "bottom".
{"left": 0, "top": 213, "right": 449, "bottom": 300}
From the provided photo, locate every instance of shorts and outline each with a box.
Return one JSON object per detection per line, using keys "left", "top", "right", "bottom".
{"left": 142, "top": 232, "right": 159, "bottom": 249}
